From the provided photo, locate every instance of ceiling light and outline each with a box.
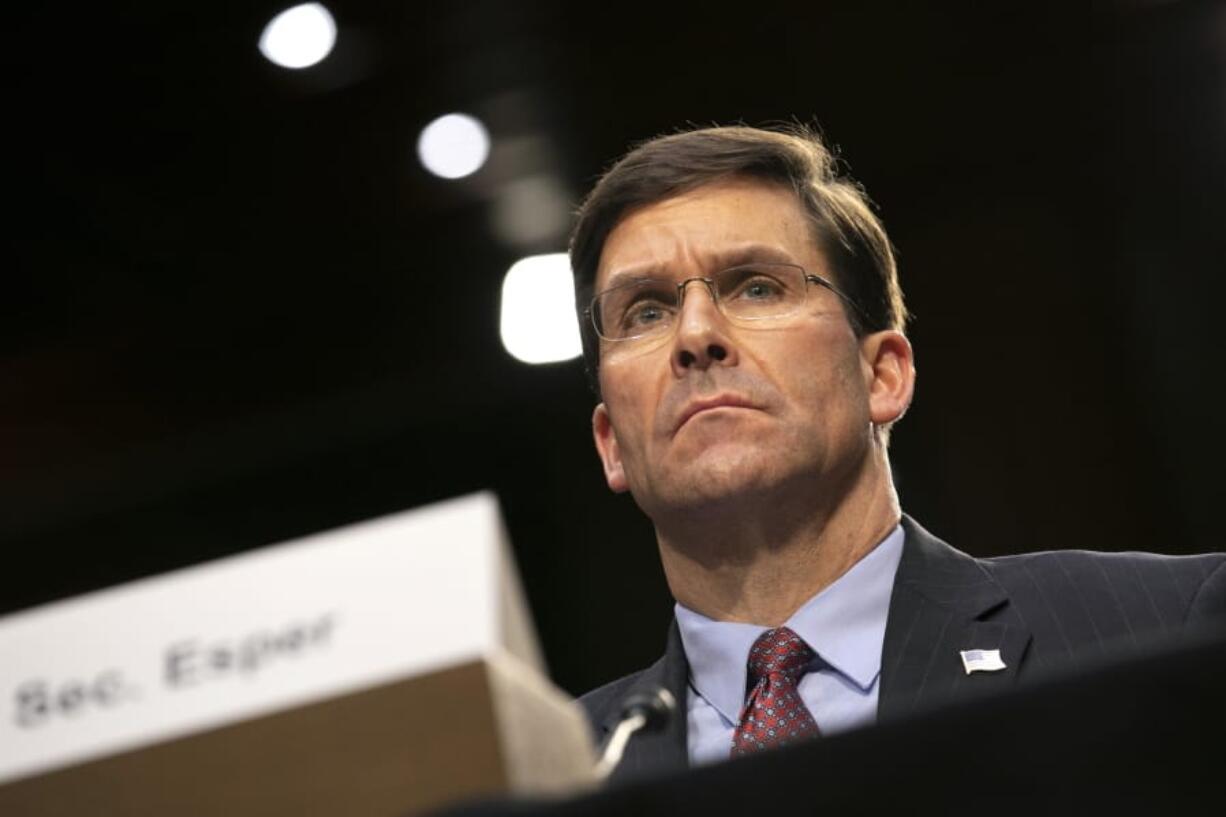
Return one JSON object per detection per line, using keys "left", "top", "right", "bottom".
{"left": 417, "top": 114, "right": 490, "bottom": 180}
{"left": 259, "top": 4, "right": 337, "bottom": 70}
{"left": 500, "top": 254, "right": 583, "bottom": 364}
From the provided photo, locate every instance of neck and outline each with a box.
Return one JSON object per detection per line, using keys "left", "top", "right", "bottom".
{"left": 654, "top": 449, "right": 901, "bottom": 626}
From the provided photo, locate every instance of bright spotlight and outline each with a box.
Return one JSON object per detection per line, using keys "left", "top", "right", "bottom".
{"left": 500, "top": 254, "right": 583, "bottom": 365}
{"left": 417, "top": 114, "right": 490, "bottom": 180}
{"left": 259, "top": 3, "right": 337, "bottom": 70}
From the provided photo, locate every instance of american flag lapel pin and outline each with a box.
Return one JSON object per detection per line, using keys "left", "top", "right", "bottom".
{"left": 960, "top": 648, "right": 1007, "bottom": 674}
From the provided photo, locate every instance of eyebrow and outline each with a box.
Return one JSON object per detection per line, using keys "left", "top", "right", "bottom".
{"left": 601, "top": 243, "right": 801, "bottom": 291}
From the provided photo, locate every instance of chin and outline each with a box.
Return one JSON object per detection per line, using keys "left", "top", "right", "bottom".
{"left": 649, "top": 451, "right": 788, "bottom": 512}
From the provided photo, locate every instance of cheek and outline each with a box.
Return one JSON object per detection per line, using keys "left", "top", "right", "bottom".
{"left": 600, "top": 370, "right": 655, "bottom": 448}
{"left": 770, "top": 335, "right": 866, "bottom": 418}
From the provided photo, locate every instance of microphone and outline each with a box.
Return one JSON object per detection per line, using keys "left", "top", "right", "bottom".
{"left": 593, "top": 687, "right": 677, "bottom": 781}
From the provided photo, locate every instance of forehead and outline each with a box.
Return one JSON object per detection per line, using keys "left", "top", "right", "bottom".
{"left": 596, "top": 178, "right": 821, "bottom": 291}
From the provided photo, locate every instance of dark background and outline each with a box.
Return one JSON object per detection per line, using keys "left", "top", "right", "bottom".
{"left": 6, "top": 0, "right": 1225, "bottom": 696}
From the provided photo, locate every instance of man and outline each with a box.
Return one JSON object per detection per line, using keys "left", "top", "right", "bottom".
{"left": 569, "top": 125, "right": 1226, "bottom": 783}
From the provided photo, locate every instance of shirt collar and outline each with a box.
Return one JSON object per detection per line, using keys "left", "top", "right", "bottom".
{"left": 675, "top": 523, "right": 905, "bottom": 724}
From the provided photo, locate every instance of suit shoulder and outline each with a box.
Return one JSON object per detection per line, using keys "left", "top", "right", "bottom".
{"left": 982, "top": 547, "right": 1225, "bottom": 577}
{"left": 980, "top": 548, "right": 1226, "bottom": 624}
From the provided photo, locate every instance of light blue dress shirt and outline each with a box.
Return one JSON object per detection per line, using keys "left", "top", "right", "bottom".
{"left": 675, "top": 524, "right": 905, "bottom": 766}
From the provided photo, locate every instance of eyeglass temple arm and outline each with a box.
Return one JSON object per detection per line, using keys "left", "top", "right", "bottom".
{"left": 805, "top": 275, "right": 871, "bottom": 330}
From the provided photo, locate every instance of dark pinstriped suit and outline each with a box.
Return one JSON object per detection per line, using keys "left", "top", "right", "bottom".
{"left": 580, "top": 515, "right": 1226, "bottom": 784}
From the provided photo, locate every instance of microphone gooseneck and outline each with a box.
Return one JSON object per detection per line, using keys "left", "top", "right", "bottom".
{"left": 593, "top": 687, "right": 677, "bottom": 781}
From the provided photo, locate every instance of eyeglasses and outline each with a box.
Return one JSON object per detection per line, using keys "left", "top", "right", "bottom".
{"left": 587, "top": 262, "right": 863, "bottom": 344}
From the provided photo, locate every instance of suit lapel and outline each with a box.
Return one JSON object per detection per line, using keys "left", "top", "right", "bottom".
{"left": 878, "top": 516, "right": 1033, "bottom": 721}
{"left": 600, "top": 619, "right": 690, "bottom": 782}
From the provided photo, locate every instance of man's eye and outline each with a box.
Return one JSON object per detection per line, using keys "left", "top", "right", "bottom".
{"left": 622, "top": 300, "right": 671, "bottom": 328}
{"left": 734, "top": 276, "right": 786, "bottom": 301}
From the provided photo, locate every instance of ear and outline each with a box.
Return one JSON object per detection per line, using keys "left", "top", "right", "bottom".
{"left": 592, "top": 403, "right": 629, "bottom": 493}
{"left": 859, "top": 330, "right": 916, "bottom": 427}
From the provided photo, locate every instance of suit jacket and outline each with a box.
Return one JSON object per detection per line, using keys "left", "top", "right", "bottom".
{"left": 580, "top": 515, "right": 1226, "bottom": 784}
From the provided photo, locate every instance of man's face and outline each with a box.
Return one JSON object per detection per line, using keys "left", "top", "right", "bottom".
{"left": 591, "top": 178, "right": 898, "bottom": 520}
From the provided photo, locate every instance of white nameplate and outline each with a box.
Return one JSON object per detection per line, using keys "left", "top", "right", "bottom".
{"left": 0, "top": 492, "right": 539, "bottom": 785}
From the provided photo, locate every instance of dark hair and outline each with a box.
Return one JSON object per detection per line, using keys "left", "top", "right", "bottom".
{"left": 570, "top": 124, "right": 908, "bottom": 390}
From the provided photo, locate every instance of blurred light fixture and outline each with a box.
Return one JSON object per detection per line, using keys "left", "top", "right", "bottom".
{"left": 491, "top": 175, "right": 572, "bottom": 247}
{"left": 500, "top": 254, "right": 583, "bottom": 364}
{"left": 259, "top": 3, "right": 337, "bottom": 69}
{"left": 417, "top": 114, "right": 490, "bottom": 180}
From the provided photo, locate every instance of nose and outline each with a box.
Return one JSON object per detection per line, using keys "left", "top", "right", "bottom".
{"left": 671, "top": 278, "right": 737, "bottom": 374}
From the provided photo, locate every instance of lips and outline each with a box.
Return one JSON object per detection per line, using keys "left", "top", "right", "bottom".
{"left": 674, "top": 395, "right": 760, "bottom": 433}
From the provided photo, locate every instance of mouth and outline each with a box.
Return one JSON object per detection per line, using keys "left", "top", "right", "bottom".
{"left": 674, "top": 395, "right": 760, "bottom": 433}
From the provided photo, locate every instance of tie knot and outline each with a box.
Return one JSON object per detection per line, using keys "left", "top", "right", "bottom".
{"left": 746, "top": 626, "right": 814, "bottom": 684}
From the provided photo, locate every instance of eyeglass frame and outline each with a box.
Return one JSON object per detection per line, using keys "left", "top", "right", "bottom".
{"left": 584, "top": 262, "right": 869, "bottom": 344}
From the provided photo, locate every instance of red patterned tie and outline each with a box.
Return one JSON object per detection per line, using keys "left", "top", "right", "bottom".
{"left": 730, "top": 626, "right": 820, "bottom": 756}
